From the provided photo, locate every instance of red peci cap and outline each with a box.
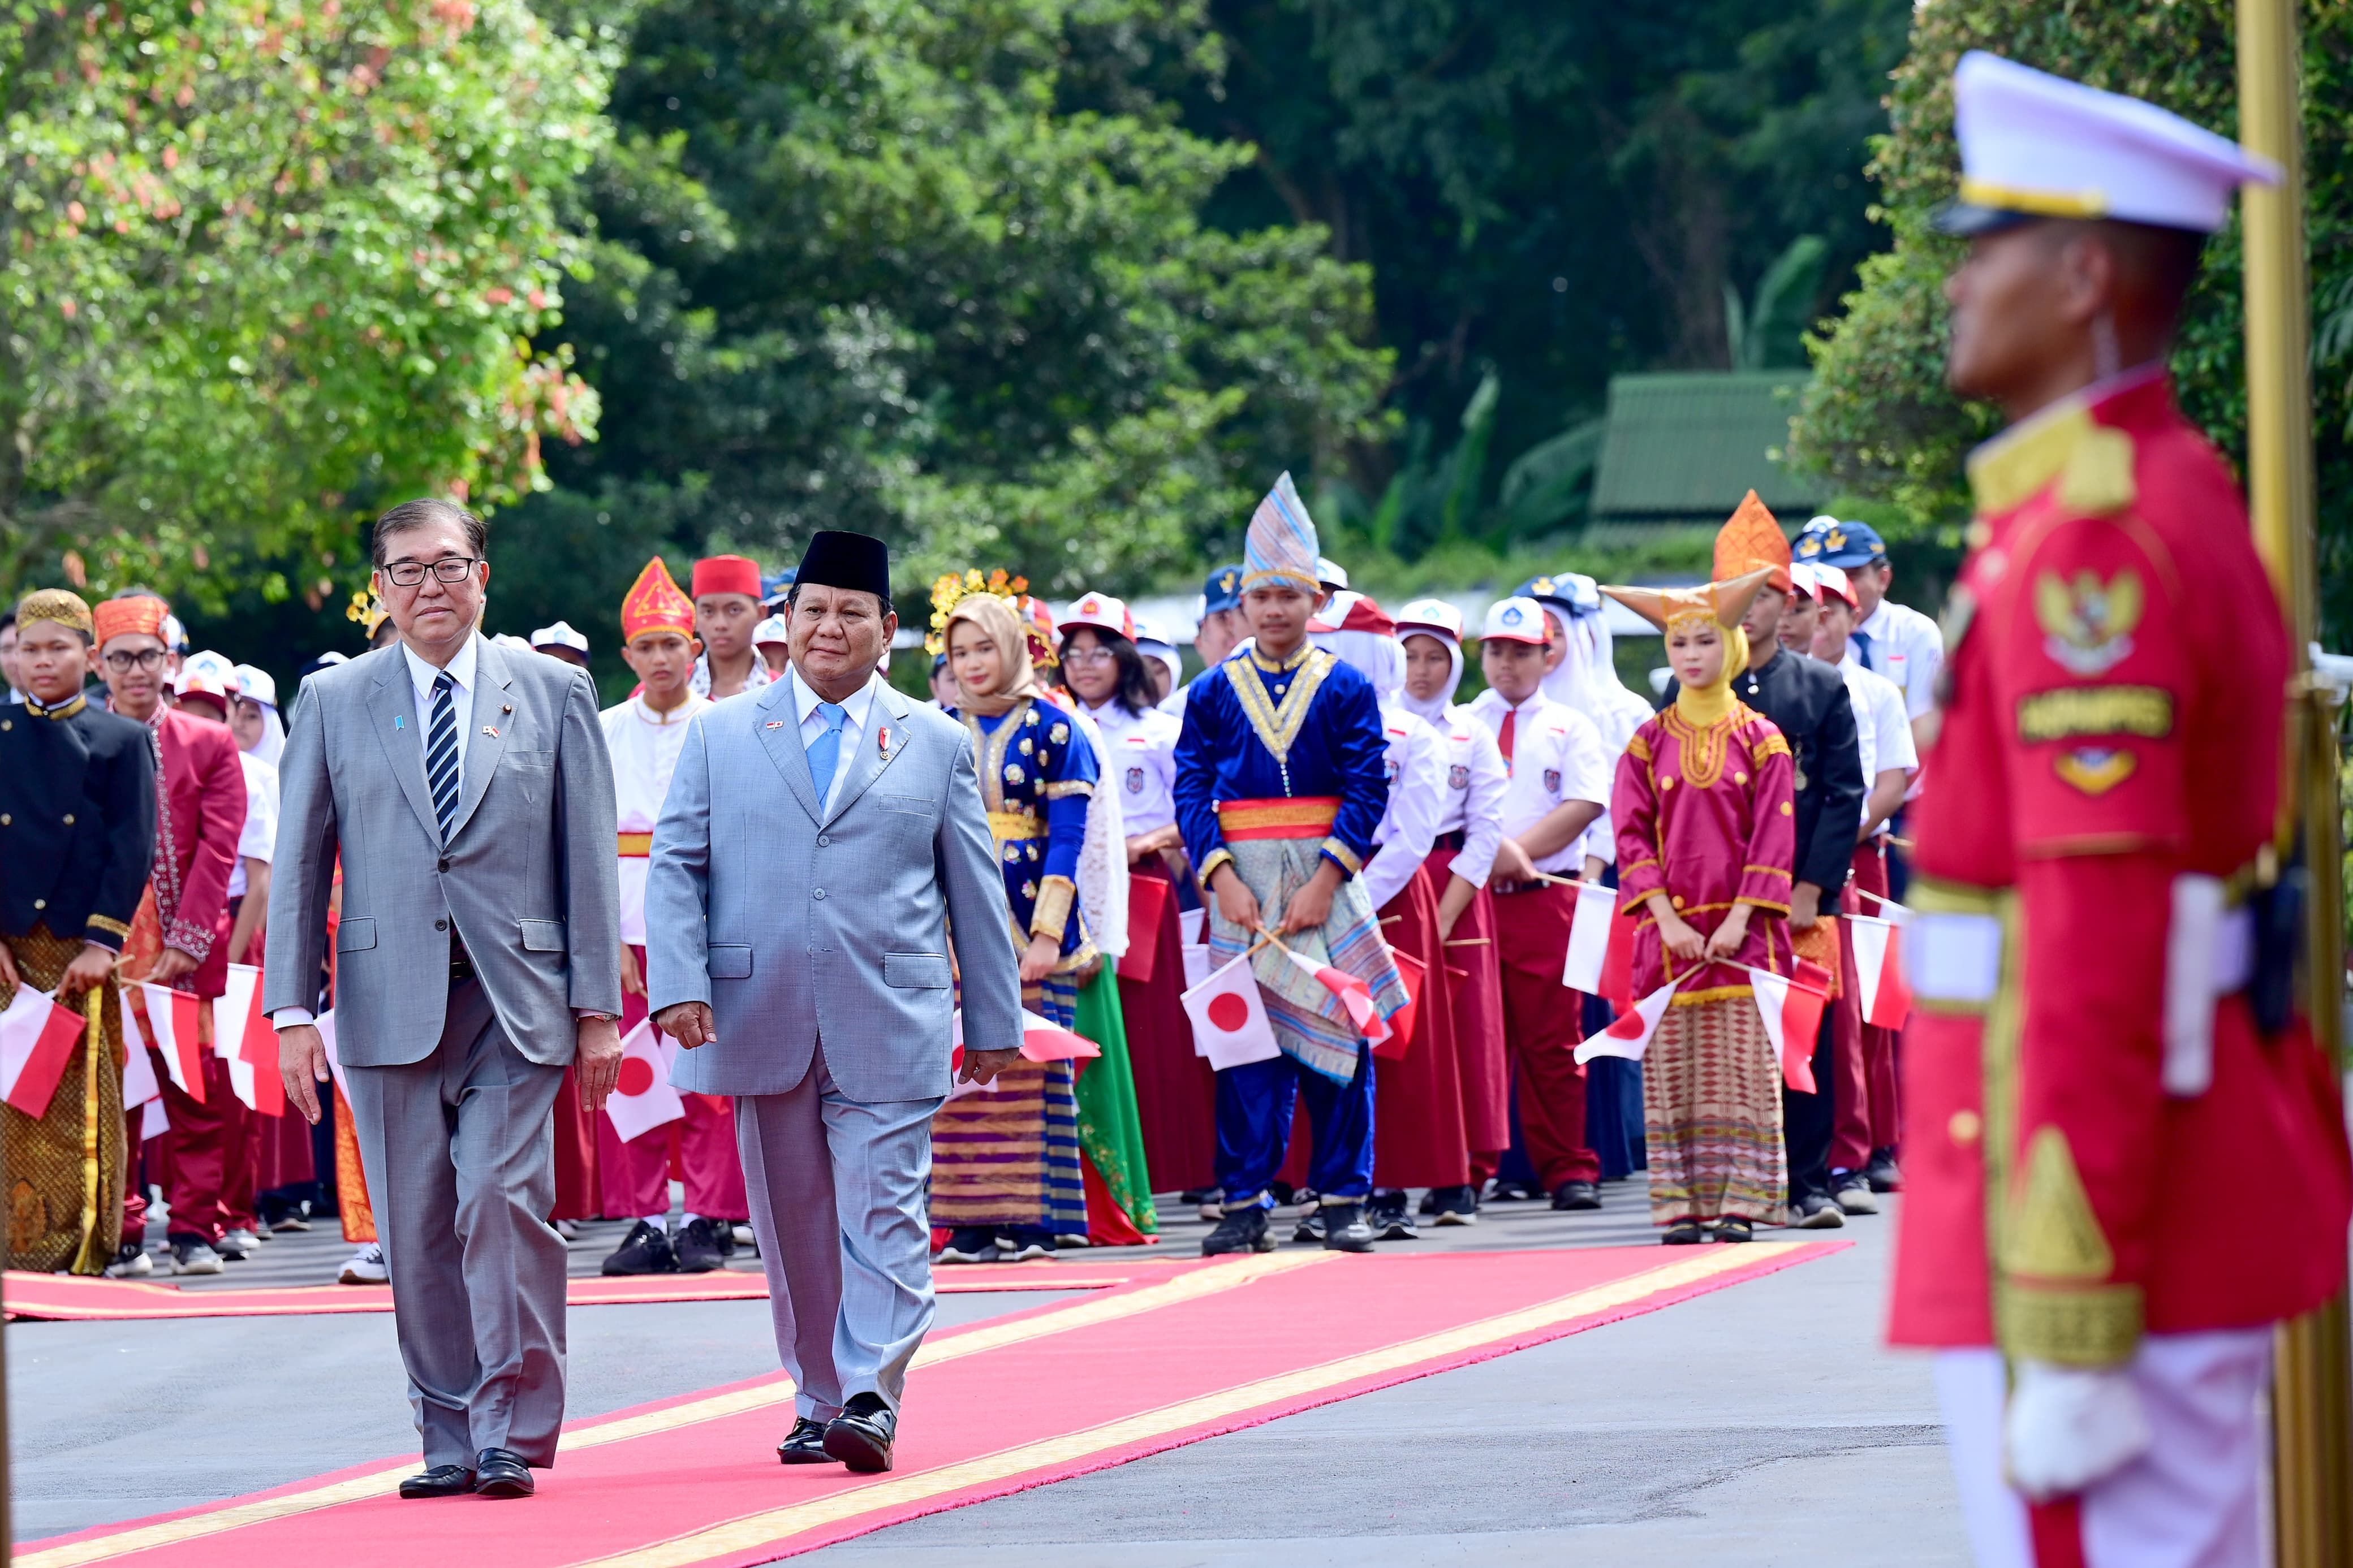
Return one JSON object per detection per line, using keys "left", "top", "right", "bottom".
{"left": 691, "top": 555, "right": 762, "bottom": 601}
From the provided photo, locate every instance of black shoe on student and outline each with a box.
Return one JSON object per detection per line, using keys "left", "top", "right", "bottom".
{"left": 1831, "top": 1170, "right": 1880, "bottom": 1216}
{"left": 1488, "top": 1179, "right": 1541, "bottom": 1202}
{"left": 1369, "top": 1193, "right": 1417, "bottom": 1241}
{"left": 712, "top": 1219, "right": 739, "bottom": 1259}
{"left": 1202, "top": 1206, "right": 1275, "bottom": 1256}
{"left": 675, "top": 1217, "right": 727, "bottom": 1273}
{"left": 1864, "top": 1150, "right": 1903, "bottom": 1193}
{"left": 823, "top": 1393, "right": 897, "bottom": 1474}
{"left": 936, "top": 1227, "right": 998, "bottom": 1264}
{"left": 1267, "top": 1180, "right": 1297, "bottom": 1207}
{"left": 600, "top": 1219, "right": 677, "bottom": 1276}
{"left": 1550, "top": 1181, "right": 1603, "bottom": 1212}
{"left": 777, "top": 1416, "right": 832, "bottom": 1465}
{"left": 1291, "top": 1208, "right": 1325, "bottom": 1245}
{"left": 1427, "top": 1185, "right": 1480, "bottom": 1226}
{"left": 1791, "top": 1193, "right": 1846, "bottom": 1229}
{"left": 1318, "top": 1202, "right": 1376, "bottom": 1253}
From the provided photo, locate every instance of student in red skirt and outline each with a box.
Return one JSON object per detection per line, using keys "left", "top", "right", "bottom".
{"left": 1393, "top": 600, "right": 1510, "bottom": 1225}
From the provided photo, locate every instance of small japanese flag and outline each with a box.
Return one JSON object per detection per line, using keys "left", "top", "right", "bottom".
{"left": 605, "top": 1018, "right": 686, "bottom": 1143}
{"left": 1748, "top": 965, "right": 1831, "bottom": 1093}
{"left": 1846, "top": 914, "right": 1913, "bottom": 1030}
{"left": 0, "top": 983, "right": 84, "bottom": 1118}
{"left": 1574, "top": 975, "right": 1682, "bottom": 1065}
{"left": 1181, "top": 953, "right": 1283, "bottom": 1070}
{"left": 1278, "top": 947, "right": 1390, "bottom": 1047}
{"left": 137, "top": 982, "right": 208, "bottom": 1104}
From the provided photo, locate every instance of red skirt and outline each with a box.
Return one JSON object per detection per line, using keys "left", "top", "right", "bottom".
{"left": 1370, "top": 862, "right": 1471, "bottom": 1189}
{"left": 1428, "top": 846, "right": 1510, "bottom": 1161}
{"left": 1118, "top": 858, "right": 1218, "bottom": 1193}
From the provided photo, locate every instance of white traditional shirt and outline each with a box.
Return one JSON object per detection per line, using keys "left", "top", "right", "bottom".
{"left": 601, "top": 690, "right": 712, "bottom": 945}
{"left": 1852, "top": 597, "right": 1943, "bottom": 720}
{"left": 689, "top": 649, "right": 774, "bottom": 701}
{"left": 1465, "top": 688, "right": 1611, "bottom": 876}
{"left": 1357, "top": 701, "right": 1449, "bottom": 914}
{"left": 1834, "top": 654, "right": 1918, "bottom": 832}
{"left": 1084, "top": 697, "right": 1182, "bottom": 837}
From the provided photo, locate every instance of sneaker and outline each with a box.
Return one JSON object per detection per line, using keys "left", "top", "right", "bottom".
{"left": 220, "top": 1226, "right": 261, "bottom": 1258}
{"left": 1267, "top": 1180, "right": 1296, "bottom": 1207}
{"left": 1291, "top": 1210, "right": 1325, "bottom": 1245}
{"left": 1832, "top": 1172, "right": 1879, "bottom": 1216}
{"left": 936, "top": 1227, "right": 998, "bottom": 1264}
{"left": 674, "top": 1217, "right": 727, "bottom": 1273}
{"left": 553, "top": 1218, "right": 582, "bottom": 1241}
{"left": 270, "top": 1208, "right": 313, "bottom": 1233}
{"left": 1488, "top": 1179, "right": 1542, "bottom": 1202}
{"left": 600, "top": 1218, "right": 678, "bottom": 1276}
{"left": 105, "top": 1243, "right": 154, "bottom": 1278}
{"left": 253, "top": 1218, "right": 274, "bottom": 1240}
{"left": 339, "top": 1242, "right": 389, "bottom": 1285}
{"left": 1292, "top": 1187, "right": 1320, "bottom": 1216}
{"left": 1791, "top": 1193, "right": 1846, "bottom": 1229}
{"left": 1318, "top": 1201, "right": 1376, "bottom": 1253}
{"left": 731, "top": 1222, "right": 759, "bottom": 1252}
{"left": 1201, "top": 1205, "right": 1275, "bottom": 1256}
{"left": 712, "top": 1219, "right": 738, "bottom": 1258}
{"left": 1864, "top": 1150, "right": 1903, "bottom": 1193}
{"left": 1428, "top": 1185, "right": 1480, "bottom": 1226}
{"left": 168, "top": 1238, "right": 225, "bottom": 1275}
{"left": 1417, "top": 1189, "right": 1441, "bottom": 1216}
{"left": 1550, "top": 1180, "right": 1603, "bottom": 1212}
{"left": 1369, "top": 1194, "right": 1417, "bottom": 1242}
{"left": 1004, "top": 1230, "right": 1058, "bottom": 1263}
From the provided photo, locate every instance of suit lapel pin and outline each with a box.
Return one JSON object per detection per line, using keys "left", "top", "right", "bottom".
{"left": 765, "top": 719, "right": 786, "bottom": 731}
{"left": 877, "top": 724, "right": 892, "bottom": 756}
{"left": 395, "top": 715, "right": 405, "bottom": 730}
{"left": 482, "top": 725, "right": 499, "bottom": 738}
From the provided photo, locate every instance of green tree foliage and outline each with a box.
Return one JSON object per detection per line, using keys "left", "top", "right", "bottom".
{"left": 503, "top": 0, "right": 1393, "bottom": 630}
{"left": 1790, "top": 0, "right": 2353, "bottom": 641}
{"left": 1, "top": 0, "right": 615, "bottom": 615}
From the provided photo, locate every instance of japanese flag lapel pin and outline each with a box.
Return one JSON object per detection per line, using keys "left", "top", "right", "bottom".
{"left": 764, "top": 719, "right": 786, "bottom": 731}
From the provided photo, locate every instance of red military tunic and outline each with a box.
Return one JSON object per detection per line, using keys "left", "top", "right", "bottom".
{"left": 1889, "top": 369, "right": 2349, "bottom": 1363}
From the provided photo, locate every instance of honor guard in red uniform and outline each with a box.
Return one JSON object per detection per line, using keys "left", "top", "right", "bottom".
{"left": 1888, "top": 54, "right": 2350, "bottom": 1567}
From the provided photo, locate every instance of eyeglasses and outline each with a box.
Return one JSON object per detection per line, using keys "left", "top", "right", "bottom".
{"left": 103, "top": 648, "right": 169, "bottom": 672}
{"left": 382, "top": 557, "right": 480, "bottom": 588}
{"left": 1061, "top": 646, "right": 1118, "bottom": 665}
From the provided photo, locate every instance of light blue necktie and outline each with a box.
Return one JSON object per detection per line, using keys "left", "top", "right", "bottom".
{"left": 807, "top": 701, "right": 848, "bottom": 809}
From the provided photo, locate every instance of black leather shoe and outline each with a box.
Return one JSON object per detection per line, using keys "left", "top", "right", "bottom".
{"left": 601, "top": 1218, "right": 676, "bottom": 1276}
{"left": 398, "top": 1463, "right": 476, "bottom": 1500}
{"left": 1550, "top": 1180, "right": 1603, "bottom": 1212}
{"left": 777, "top": 1416, "right": 833, "bottom": 1465}
{"left": 822, "top": 1393, "right": 897, "bottom": 1474}
{"left": 472, "top": 1448, "right": 535, "bottom": 1498}
{"left": 675, "top": 1216, "right": 726, "bottom": 1274}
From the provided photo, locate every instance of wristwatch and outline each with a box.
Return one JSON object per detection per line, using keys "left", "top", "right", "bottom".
{"left": 580, "top": 1011, "right": 619, "bottom": 1025}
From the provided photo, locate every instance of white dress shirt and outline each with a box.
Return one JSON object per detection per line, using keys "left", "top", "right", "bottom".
{"left": 1358, "top": 703, "right": 1449, "bottom": 914}
{"left": 1428, "top": 705, "right": 1508, "bottom": 889}
{"left": 226, "top": 752, "right": 280, "bottom": 900}
{"left": 1834, "top": 655, "right": 1918, "bottom": 831}
{"left": 1464, "top": 688, "right": 1612, "bottom": 875}
{"left": 791, "top": 665, "right": 881, "bottom": 817}
{"left": 1853, "top": 598, "right": 1944, "bottom": 719}
{"left": 403, "top": 634, "right": 480, "bottom": 800}
{"left": 1084, "top": 697, "right": 1181, "bottom": 836}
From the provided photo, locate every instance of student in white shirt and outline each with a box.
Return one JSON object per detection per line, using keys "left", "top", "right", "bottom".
{"left": 1791, "top": 516, "right": 1943, "bottom": 732}
{"left": 1463, "top": 598, "right": 1613, "bottom": 1213}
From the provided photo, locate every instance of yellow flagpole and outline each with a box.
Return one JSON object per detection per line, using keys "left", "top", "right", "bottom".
{"left": 2235, "top": 2, "right": 2352, "bottom": 1564}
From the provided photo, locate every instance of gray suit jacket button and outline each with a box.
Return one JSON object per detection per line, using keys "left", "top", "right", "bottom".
{"left": 434, "top": 917, "right": 449, "bottom": 931}
{"left": 812, "top": 888, "right": 826, "bottom": 900}
{"left": 817, "top": 834, "right": 830, "bottom": 846}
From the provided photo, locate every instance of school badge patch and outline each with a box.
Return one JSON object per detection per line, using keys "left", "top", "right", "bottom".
{"left": 2055, "top": 746, "right": 2137, "bottom": 796}
{"left": 1125, "top": 766, "right": 1145, "bottom": 795}
{"left": 1542, "top": 768, "right": 1561, "bottom": 793}
{"left": 1447, "top": 763, "right": 1469, "bottom": 790}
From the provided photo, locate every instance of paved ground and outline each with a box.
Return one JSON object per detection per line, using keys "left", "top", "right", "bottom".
{"left": 11, "top": 1182, "right": 1964, "bottom": 1562}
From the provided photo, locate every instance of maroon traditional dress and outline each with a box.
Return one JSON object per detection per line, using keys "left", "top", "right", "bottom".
{"left": 1613, "top": 700, "right": 1796, "bottom": 1226}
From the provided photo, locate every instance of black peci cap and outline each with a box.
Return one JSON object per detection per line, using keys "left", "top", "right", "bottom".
{"left": 795, "top": 530, "right": 891, "bottom": 601}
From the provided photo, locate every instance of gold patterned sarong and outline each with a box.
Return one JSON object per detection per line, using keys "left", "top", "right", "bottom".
{"left": 3, "top": 924, "right": 126, "bottom": 1273}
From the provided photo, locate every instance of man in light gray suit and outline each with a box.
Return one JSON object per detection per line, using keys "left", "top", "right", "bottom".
{"left": 266, "top": 498, "right": 623, "bottom": 1502}
{"left": 647, "top": 529, "right": 1022, "bottom": 1475}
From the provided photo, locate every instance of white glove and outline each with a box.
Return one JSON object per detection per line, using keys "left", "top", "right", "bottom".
{"left": 2003, "top": 1359, "right": 2152, "bottom": 1501}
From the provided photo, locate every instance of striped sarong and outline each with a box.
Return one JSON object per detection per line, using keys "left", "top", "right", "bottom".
{"left": 1641, "top": 997, "right": 1786, "bottom": 1225}
{"left": 1206, "top": 836, "right": 1407, "bottom": 1083}
{"left": 928, "top": 968, "right": 1088, "bottom": 1235}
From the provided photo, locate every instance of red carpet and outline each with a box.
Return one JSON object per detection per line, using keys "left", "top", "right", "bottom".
{"left": 24, "top": 1242, "right": 1836, "bottom": 1567}
{"left": 3, "top": 1262, "right": 1156, "bottom": 1321}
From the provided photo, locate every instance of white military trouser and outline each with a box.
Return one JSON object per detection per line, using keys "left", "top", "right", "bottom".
{"left": 1936, "top": 1331, "right": 2273, "bottom": 1568}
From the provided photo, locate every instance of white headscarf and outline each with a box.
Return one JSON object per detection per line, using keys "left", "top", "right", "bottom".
{"left": 1537, "top": 604, "right": 1594, "bottom": 712}
{"left": 1395, "top": 628, "right": 1462, "bottom": 725}
{"left": 230, "top": 662, "right": 286, "bottom": 767}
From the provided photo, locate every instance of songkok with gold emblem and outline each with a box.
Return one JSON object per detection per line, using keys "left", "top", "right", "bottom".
{"left": 620, "top": 557, "right": 697, "bottom": 645}
{"left": 15, "top": 588, "right": 94, "bottom": 640}
{"left": 1934, "top": 51, "right": 2279, "bottom": 237}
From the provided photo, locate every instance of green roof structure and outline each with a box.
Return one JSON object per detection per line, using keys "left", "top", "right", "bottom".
{"left": 1588, "top": 371, "right": 1816, "bottom": 524}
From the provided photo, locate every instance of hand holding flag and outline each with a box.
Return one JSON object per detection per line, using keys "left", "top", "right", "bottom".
{"left": 1746, "top": 965, "right": 1831, "bottom": 1092}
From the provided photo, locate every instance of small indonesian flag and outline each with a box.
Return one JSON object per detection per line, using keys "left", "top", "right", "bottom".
{"left": 0, "top": 983, "right": 85, "bottom": 1118}
{"left": 605, "top": 1018, "right": 686, "bottom": 1142}
{"left": 210, "top": 963, "right": 283, "bottom": 1117}
{"left": 948, "top": 1009, "right": 1102, "bottom": 1098}
{"left": 1574, "top": 975, "right": 1682, "bottom": 1065}
{"left": 1180, "top": 953, "right": 1283, "bottom": 1070}
{"left": 1748, "top": 965, "right": 1831, "bottom": 1093}
{"left": 1373, "top": 949, "right": 1425, "bottom": 1061}
{"left": 1846, "top": 913, "right": 1913, "bottom": 1030}
{"left": 137, "top": 982, "right": 208, "bottom": 1104}
{"left": 1278, "top": 947, "right": 1390, "bottom": 1047}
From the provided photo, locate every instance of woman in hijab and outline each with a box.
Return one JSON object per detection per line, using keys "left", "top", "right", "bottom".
{"left": 1599, "top": 568, "right": 1795, "bottom": 1243}
{"left": 1391, "top": 600, "right": 1511, "bottom": 1226}
{"left": 930, "top": 590, "right": 1097, "bottom": 1262}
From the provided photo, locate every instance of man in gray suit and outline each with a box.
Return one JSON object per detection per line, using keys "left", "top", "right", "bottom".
{"left": 266, "top": 498, "right": 623, "bottom": 1502}
{"left": 647, "top": 529, "right": 1022, "bottom": 1475}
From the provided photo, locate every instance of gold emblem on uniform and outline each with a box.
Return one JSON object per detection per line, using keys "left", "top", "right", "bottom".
{"left": 2054, "top": 747, "right": 2137, "bottom": 796}
{"left": 2035, "top": 568, "right": 2141, "bottom": 677}
{"left": 2015, "top": 684, "right": 2172, "bottom": 743}
{"left": 1049, "top": 722, "right": 1068, "bottom": 745}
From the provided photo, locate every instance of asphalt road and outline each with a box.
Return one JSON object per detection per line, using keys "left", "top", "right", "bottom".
{"left": 10, "top": 1183, "right": 1966, "bottom": 1562}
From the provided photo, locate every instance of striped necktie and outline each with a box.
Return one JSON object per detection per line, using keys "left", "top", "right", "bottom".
{"left": 426, "top": 671, "right": 461, "bottom": 841}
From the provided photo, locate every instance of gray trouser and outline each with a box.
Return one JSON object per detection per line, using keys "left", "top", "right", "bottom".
{"left": 344, "top": 979, "right": 569, "bottom": 1467}
{"left": 735, "top": 1043, "right": 942, "bottom": 1421}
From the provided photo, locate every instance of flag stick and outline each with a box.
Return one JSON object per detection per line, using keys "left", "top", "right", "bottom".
{"left": 2236, "top": 0, "right": 2350, "bottom": 1558}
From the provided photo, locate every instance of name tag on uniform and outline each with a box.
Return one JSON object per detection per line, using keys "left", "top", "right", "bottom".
{"left": 1910, "top": 912, "right": 2001, "bottom": 1004}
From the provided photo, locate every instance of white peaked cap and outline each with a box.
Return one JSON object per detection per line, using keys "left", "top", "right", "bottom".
{"left": 1941, "top": 51, "right": 2279, "bottom": 236}
{"left": 530, "top": 619, "right": 590, "bottom": 654}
